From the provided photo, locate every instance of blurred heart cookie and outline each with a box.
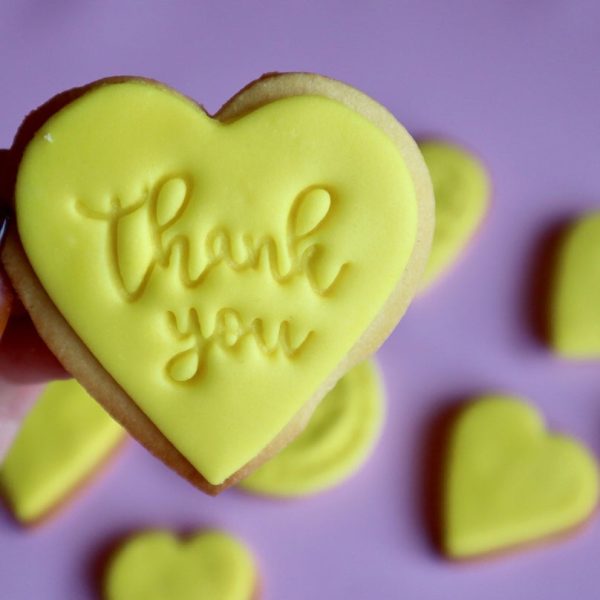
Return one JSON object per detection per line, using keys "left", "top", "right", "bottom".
{"left": 418, "top": 140, "right": 490, "bottom": 291}
{"left": 444, "top": 395, "right": 598, "bottom": 559}
{"left": 0, "top": 379, "right": 125, "bottom": 524}
{"left": 551, "top": 213, "right": 600, "bottom": 357}
{"left": 104, "top": 530, "right": 257, "bottom": 600}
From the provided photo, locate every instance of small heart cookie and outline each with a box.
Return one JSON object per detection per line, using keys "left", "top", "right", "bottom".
{"left": 104, "top": 530, "right": 257, "bottom": 600}
{"left": 2, "top": 74, "right": 433, "bottom": 493}
{"left": 239, "top": 359, "right": 383, "bottom": 496}
{"left": 0, "top": 379, "right": 125, "bottom": 524}
{"left": 418, "top": 140, "right": 490, "bottom": 291}
{"left": 444, "top": 395, "right": 599, "bottom": 559}
{"left": 551, "top": 213, "right": 600, "bottom": 357}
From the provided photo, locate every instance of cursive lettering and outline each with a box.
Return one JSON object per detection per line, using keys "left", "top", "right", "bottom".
{"left": 165, "top": 307, "right": 313, "bottom": 383}
{"left": 76, "top": 177, "right": 347, "bottom": 302}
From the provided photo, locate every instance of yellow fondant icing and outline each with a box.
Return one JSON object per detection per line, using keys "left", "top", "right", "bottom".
{"left": 419, "top": 141, "right": 489, "bottom": 290}
{"left": 239, "top": 359, "right": 383, "bottom": 496}
{"left": 551, "top": 213, "right": 600, "bottom": 357}
{"left": 0, "top": 379, "right": 125, "bottom": 523}
{"left": 444, "top": 395, "right": 599, "bottom": 559}
{"left": 105, "top": 530, "right": 256, "bottom": 600}
{"left": 16, "top": 80, "right": 419, "bottom": 484}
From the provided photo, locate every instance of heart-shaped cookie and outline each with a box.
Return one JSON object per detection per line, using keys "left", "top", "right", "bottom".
{"left": 104, "top": 530, "right": 256, "bottom": 600}
{"left": 0, "top": 379, "right": 125, "bottom": 524}
{"left": 444, "top": 395, "right": 599, "bottom": 559}
{"left": 239, "top": 359, "right": 383, "bottom": 496}
{"left": 418, "top": 140, "right": 489, "bottom": 291}
{"left": 551, "top": 213, "right": 600, "bottom": 357}
{"left": 2, "top": 74, "right": 433, "bottom": 493}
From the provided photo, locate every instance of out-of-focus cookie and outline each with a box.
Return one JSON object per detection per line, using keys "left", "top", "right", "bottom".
{"left": 444, "top": 395, "right": 598, "bottom": 559}
{"left": 551, "top": 213, "right": 600, "bottom": 357}
{"left": 0, "top": 379, "right": 125, "bottom": 524}
{"left": 418, "top": 140, "right": 490, "bottom": 291}
{"left": 2, "top": 74, "right": 433, "bottom": 493}
{"left": 239, "top": 359, "right": 383, "bottom": 497}
{"left": 104, "top": 530, "right": 257, "bottom": 600}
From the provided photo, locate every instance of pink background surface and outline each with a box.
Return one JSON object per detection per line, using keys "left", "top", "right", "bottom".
{"left": 1, "top": 2, "right": 600, "bottom": 598}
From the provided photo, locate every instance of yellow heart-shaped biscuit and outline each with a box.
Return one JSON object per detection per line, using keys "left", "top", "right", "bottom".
{"left": 551, "top": 213, "right": 600, "bottom": 357}
{"left": 104, "top": 530, "right": 257, "bottom": 600}
{"left": 239, "top": 359, "right": 383, "bottom": 496}
{"left": 0, "top": 379, "right": 125, "bottom": 523}
{"left": 4, "top": 74, "right": 433, "bottom": 491}
{"left": 444, "top": 395, "right": 599, "bottom": 559}
{"left": 418, "top": 141, "right": 490, "bottom": 291}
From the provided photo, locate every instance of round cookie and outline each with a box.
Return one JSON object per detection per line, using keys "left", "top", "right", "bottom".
{"left": 0, "top": 379, "right": 125, "bottom": 524}
{"left": 239, "top": 359, "right": 383, "bottom": 497}
{"left": 1, "top": 74, "right": 434, "bottom": 494}
{"left": 418, "top": 140, "right": 490, "bottom": 291}
{"left": 104, "top": 530, "right": 257, "bottom": 600}
{"left": 444, "top": 395, "right": 599, "bottom": 559}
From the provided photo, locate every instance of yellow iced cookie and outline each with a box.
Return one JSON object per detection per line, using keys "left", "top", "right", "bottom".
{"left": 551, "top": 213, "right": 600, "bottom": 357}
{"left": 419, "top": 140, "right": 490, "bottom": 290}
{"left": 7, "top": 74, "right": 433, "bottom": 491}
{"left": 444, "top": 395, "right": 599, "bottom": 559}
{"left": 104, "top": 530, "right": 257, "bottom": 600}
{"left": 239, "top": 359, "right": 383, "bottom": 496}
{"left": 0, "top": 379, "right": 125, "bottom": 523}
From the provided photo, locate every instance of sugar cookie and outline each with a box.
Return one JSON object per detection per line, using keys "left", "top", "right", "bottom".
{"left": 104, "top": 530, "right": 257, "bottom": 600}
{"left": 444, "top": 395, "right": 599, "bottom": 559}
{"left": 0, "top": 379, "right": 125, "bottom": 523}
{"left": 239, "top": 359, "right": 383, "bottom": 496}
{"left": 2, "top": 74, "right": 434, "bottom": 493}
{"left": 551, "top": 213, "right": 600, "bottom": 357}
{"left": 418, "top": 140, "right": 489, "bottom": 291}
